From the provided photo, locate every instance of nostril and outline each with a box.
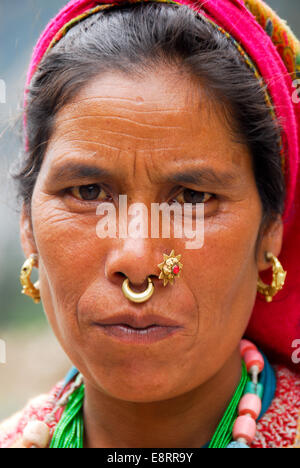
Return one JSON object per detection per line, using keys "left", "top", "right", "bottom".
{"left": 126, "top": 279, "right": 149, "bottom": 293}
{"left": 116, "top": 272, "right": 126, "bottom": 279}
{"left": 115, "top": 273, "right": 157, "bottom": 292}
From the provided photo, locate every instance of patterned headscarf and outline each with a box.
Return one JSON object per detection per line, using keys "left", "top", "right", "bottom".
{"left": 24, "top": 0, "right": 300, "bottom": 370}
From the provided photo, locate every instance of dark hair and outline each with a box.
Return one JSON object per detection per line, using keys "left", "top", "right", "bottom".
{"left": 12, "top": 2, "right": 285, "bottom": 235}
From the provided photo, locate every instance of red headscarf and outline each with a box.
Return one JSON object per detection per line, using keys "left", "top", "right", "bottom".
{"left": 24, "top": 0, "right": 300, "bottom": 370}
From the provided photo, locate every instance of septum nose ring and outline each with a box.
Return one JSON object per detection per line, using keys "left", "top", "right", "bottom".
{"left": 121, "top": 250, "right": 183, "bottom": 303}
{"left": 122, "top": 277, "right": 154, "bottom": 303}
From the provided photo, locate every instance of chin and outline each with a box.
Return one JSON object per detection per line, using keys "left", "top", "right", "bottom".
{"left": 98, "top": 383, "right": 183, "bottom": 403}
{"left": 86, "top": 362, "right": 194, "bottom": 402}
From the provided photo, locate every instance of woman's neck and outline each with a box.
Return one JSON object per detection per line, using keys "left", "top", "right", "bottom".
{"left": 82, "top": 348, "right": 242, "bottom": 448}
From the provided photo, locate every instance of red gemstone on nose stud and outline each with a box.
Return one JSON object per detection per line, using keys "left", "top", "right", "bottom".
{"left": 173, "top": 265, "right": 180, "bottom": 275}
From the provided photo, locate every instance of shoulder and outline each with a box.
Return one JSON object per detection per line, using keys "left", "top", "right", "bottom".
{"left": 0, "top": 381, "right": 65, "bottom": 448}
{"left": 252, "top": 365, "right": 300, "bottom": 448}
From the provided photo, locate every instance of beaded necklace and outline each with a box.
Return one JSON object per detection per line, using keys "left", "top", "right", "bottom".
{"left": 22, "top": 340, "right": 265, "bottom": 449}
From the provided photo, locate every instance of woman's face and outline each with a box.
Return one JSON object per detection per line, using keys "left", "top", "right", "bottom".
{"left": 21, "top": 67, "right": 283, "bottom": 401}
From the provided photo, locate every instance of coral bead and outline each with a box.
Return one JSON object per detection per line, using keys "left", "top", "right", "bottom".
{"left": 232, "top": 415, "right": 257, "bottom": 445}
{"left": 22, "top": 420, "right": 51, "bottom": 448}
{"left": 172, "top": 265, "right": 180, "bottom": 275}
{"left": 238, "top": 394, "right": 262, "bottom": 420}
{"left": 243, "top": 349, "right": 264, "bottom": 373}
{"left": 240, "top": 340, "right": 257, "bottom": 357}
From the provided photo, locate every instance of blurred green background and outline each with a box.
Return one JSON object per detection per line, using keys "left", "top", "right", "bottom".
{"left": 0, "top": 0, "right": 299, "bottom": 421}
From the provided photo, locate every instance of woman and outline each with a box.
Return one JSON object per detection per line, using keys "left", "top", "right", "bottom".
{"left": 0, "top": 0, "right": 299, "bottom": 448}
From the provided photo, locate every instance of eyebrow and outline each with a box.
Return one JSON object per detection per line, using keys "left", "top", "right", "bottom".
{"left": 47, "top": 162, "right": 113, "bottom": 183}
{"left": 47, "top": 162, "right": 239, "bottom": 189}
{"left": 166, "top": 167, "right": 239, "bottom": 188}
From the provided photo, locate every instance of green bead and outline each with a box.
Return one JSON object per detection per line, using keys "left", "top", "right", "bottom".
{"left": 50, "top": 382, "right": 85, "bottom": 448}
{"left": 243, "top": 381, "right": 263, "bottom": 399}
{"left": 208, "top": 361, "right": 248, "bottom": 449}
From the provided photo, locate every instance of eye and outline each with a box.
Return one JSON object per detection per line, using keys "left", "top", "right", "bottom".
{"left": 68, "top": 184, "right": 109, "bottom": 202}
{"left": 174, "top": 189, "right": 214, "bottom": 204}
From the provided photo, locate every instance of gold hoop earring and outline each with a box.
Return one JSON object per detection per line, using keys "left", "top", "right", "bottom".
{"left": 257, "top": 252, "right": 287, "bottom": 303}
{"left": 122, "top": 277, "right": 154, "bottom": 303}
{"left": 158, "top": 249, "right": 183, "bottom": 287}
{"left": 20, "top": 254, "right": 41, "bottom": 304}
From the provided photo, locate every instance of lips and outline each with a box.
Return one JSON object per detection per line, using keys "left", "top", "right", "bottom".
{"left": 94, "top": 313, "right": 181, "bottom": 329}
{"left": 92, "top": 313, "right": 183, "bottom": 344}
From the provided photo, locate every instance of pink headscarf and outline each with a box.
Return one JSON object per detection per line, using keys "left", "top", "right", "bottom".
{"left": 24, "top": 0, "right": 300, "bottom": 370}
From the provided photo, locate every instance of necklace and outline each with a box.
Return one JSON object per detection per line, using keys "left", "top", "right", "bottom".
{"left": 49, "top": 382, "right": 84, "bottom": 448}
{"left": 208, "top": 361, "right": 248, "bottom": 448}
{"left": 21, "top": 340, "right": 264, "bottom": 448}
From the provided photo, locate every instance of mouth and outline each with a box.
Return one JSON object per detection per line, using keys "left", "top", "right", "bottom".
{"left": 94, "top": 315, "right": 182, "bottom": 344}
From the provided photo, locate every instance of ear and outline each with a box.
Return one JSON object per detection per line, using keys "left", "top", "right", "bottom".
{"left": 20, "top": 202, "right": 38, "bottom": 263}
{"left": 256, "top": 214, "right": 284, "bottom": 272}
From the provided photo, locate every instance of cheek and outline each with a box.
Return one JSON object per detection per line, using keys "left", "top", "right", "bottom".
{"left": 32, "top": 196, "right": 107, "bottom": 327}
{"left": 187, "top": 203, "right": 261, "bottom": 329}
{"left": 172, "top": 202, "right": 262, "bottom": 384}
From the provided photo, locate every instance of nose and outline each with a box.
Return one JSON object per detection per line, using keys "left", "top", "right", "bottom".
{"left": 105, "top": 239, "right": 162, "bottom": 293}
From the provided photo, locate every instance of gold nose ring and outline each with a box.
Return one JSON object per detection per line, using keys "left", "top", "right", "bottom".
{"left": 122, "top": 277, "right": 154, "bottom": 303}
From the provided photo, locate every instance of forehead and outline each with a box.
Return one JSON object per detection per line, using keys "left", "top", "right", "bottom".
{"left": 47, "top": 67, "right": 248, "bottom": 171}
{"left": 57, "top": 67, "right": 200, "bottom": 117}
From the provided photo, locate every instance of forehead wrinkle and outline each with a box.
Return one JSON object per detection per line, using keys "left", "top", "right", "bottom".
{"left": 53, "top": 110, "right": 189, "bottom": 143}
{"left": 64, "top": 131, "right": 171, "bottom": 142}
{"left": 64, "top": 95, "right": 162, "bottom": 105}
{"left": 54, "top": 114, "right": 183, "bottom": 131}
{"left": 55, "top": 100, "right": 196, "bottom": 129}
{"left": 51, "top": 129, "right": 186, "bottom": 147}
{"left": 53, "top": 85, "right": 203, "bottom": 147}
{"left": 47, "top": 73, "right": 250, "bottom": 181}
{"left": 47, "top": 135, "right": 123, "bottom": 154}
{"left": 130, "top": 148, "right": 157, "bottom": 185}
{"left": 144, "top": 151, "right": 156, "bottom": 185}
{"left": 59, "top": 96, "right": 185, "bottom": 109}
{"left": 58, "top": 101, "right": 184, "bottom": 115}
{"left": 58, "top": 74, "right": 200, "bottom": 121}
